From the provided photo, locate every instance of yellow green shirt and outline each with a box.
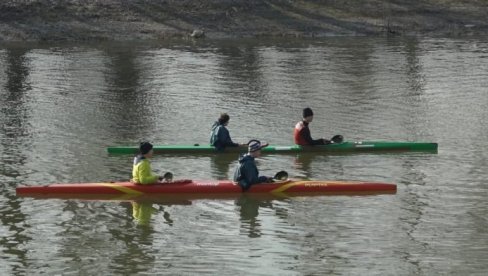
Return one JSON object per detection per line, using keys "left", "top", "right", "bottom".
{"left": 132, "top": 156, "right": 159, "bottom": 184}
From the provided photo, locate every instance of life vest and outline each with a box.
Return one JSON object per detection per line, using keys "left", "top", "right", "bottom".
{"left": 294, "top": 121, "right": 309, "bottom": 145}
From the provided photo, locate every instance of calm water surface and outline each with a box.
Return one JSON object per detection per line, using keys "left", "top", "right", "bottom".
{"left": 1, "top": 37, "right": 488, "bottom": 275}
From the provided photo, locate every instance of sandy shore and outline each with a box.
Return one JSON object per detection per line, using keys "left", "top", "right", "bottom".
{"left": 1, "top": 0, "right": 487, "bottom": 41}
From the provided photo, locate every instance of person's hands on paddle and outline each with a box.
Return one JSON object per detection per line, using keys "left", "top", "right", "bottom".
{"left": 322, "top": 138, "right": 332, "bottom": 145}
{"left": 158, "top": 172, "right": 173, "bottom": 183}
{"left": 322, "top": 135, "right": 344, "bottom": 145}
{"left": 331, "top": 135, "right": 344, "bottom": 143}
{"left": 273, "top": 171, "right": 289, "bottom": 181}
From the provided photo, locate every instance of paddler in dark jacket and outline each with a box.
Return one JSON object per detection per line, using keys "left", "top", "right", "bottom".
{"left": 294, "top": 107, "right": 331, "bottom": 145}
{"left": 233, "top": 140, "right": 271, "bottom": 191}
{"left": 210, "top": 113, "right": 241, "bottom": 151}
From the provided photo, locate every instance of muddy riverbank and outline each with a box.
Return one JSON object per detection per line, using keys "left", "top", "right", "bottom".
{"left": 1, "top": 0, "right": 487, "bottom": 41}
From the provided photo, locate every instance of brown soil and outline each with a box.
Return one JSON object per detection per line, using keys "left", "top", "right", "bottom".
{"left": 1, "top": 0, "right": 487, "bottom": 41}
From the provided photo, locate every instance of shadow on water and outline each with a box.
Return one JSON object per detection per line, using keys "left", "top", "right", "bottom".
{"left": 0, "top": 46, "right": 33, "bottom": 274}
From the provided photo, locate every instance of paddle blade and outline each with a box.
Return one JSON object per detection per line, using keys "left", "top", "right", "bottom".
{"left": 163, "top": 172, "right": 173, "bottom": 182}
{"left": 331, "top": 135, "right": 344, "bottom": 143}
{"left": 274, "top": 171, "right": 288, "bottom": 181}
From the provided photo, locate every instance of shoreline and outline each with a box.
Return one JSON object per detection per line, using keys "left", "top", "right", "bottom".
{"left": 1, "top": 1, "right": 488, "bottom": 42}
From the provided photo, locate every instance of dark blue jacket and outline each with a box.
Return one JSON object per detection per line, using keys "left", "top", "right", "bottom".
{"left": 233, "top": 154, "right": 268, "bottom": 191}
{"left": 210, "top": 121, "right": 239, "bottom": 151}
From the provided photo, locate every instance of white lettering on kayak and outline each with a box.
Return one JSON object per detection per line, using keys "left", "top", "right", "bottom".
{"left": 274, "top": 146, "right": 293, "bottom": 150}
{"left": 354, "top": 144, "right": 374, "bottom": 148}
{"left": 304, "top": 182, "right": 329, "bottom": 187}
{"left": 194, "top": 182, "right": 220, "bottom": 186}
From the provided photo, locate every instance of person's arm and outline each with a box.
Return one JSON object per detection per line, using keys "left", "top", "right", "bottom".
{"left": 300, "top": 126, "right": 326, "bottom": 145}
{"left": 311, "top": 138, "right": 327, "bottom": 145}
{"left": 258, "top": 176, "right": 270, "bottom": 183}
{"left": 219, "top": 127, "right": 239, "bottom": 147}
{"left": 137, "top": 161, "right": 159, "bottom": 185}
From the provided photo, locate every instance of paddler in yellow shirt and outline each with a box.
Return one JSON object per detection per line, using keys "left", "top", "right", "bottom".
{"left": 132, "top": 142, "right": 167, "bottom": 185}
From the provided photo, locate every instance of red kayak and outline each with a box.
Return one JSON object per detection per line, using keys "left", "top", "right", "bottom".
{"left": 16, "top": 179, "right": 396, "bottom": 201}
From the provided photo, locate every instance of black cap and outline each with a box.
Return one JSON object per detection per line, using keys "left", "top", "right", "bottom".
{"left": 303, "top": 107, "right": 314, "bottom": 118}
{"left": 139, "top": 142, "right": 153, "bottom": 155}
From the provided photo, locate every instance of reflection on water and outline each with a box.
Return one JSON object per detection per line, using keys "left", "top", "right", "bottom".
{"left": 102, "top": 47, "right": 150, "bottom": 141}
{"left": 235, "top": 195, "right": 274, "bottom": 238}
{"left": 129, "top": 194, "right": 273, "bottom": 240}
{"left": 1, "top": 46, "right": 31, "bottom": 180}
{"left": 131, "top": 201, "right": 158, "bottom": 226}
{"left": 0, "top": 46, "right": 33, "bottom": 276}
{"left": 1, "top": 37, "right": 488, "bottom": 274}
{"left": 209, "top": 153, "right": 239, "bottom": 180}
{"left": 293, "top": 153, "right": 323, "bottom": 179}
{"left": 131, "top": 201, "right": 173, "bottom": 226}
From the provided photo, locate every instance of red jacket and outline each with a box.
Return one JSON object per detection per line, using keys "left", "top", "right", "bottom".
{"left": 294, "top": 121, "right": 325, "bottom": 145}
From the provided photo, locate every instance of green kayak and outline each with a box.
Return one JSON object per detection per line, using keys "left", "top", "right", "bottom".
{"left": 107, "top": 141, "right": 438, "bottom": 154}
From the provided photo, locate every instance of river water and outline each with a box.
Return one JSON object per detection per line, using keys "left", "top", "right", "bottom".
{"left": 1, "top": 37, "right": 487, "bottom": 275}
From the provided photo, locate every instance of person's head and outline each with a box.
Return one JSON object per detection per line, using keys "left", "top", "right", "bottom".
{"left": 139, "top": 141, "right": 154, "bottom": 158}
{"left": 247, "top": 139, "right": 269, "bottom": 157}
{"left": 302, "top": 107, "right": 314, "bottom": 123}
{"left": 218, "top": 113, "right": 230, "bottom": 126}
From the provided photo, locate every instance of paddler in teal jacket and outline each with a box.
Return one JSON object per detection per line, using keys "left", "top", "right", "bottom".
{"left": 210, "top": 113, "right": 242, "bottom": 151}
{"left": 233, "top": 140, "right": 272, "bottom": 191}
{"left": 132, "top": 142, "right": 165, "bottom": 185}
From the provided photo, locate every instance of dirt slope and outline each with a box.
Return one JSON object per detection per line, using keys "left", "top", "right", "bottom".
{"left": 1, "top": 0, "right": 487, "bottom": 41}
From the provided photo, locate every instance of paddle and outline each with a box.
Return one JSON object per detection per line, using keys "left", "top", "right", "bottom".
{"left": 332, "top": 134, "right": 343, "bottom": 143}
{"left": 273, "top": 170, "right": 289, "bottom": 181}
{"left": 159, "top": 172, "right": 173, "bottom": 182}
{"left": 329, "top": 135, "right": 344, "bottom": 144}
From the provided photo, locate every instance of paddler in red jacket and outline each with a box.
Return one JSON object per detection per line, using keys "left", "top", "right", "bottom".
{"left": 294, "top": 107, "right": 331, "bottom": 145}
